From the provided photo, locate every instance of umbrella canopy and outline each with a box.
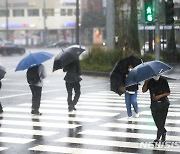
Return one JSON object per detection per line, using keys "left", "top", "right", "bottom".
{"left": 0, "top": 65, "right": 6, "bottom": 80}
{"left": 15, "top": 51, "right": 53, "bottom": 71}
{"left": 110, "top": 55, "right": 141, "bottom": 95}
{"left": 125, "top": 60, "right": 172, "bottom": 87}
{"left": 53, "top": 45, "right": 85, "bottom": 71}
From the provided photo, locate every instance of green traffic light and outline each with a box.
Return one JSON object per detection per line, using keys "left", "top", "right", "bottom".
{"left": 145, "top": 6, "right": 153, "bottom": 22}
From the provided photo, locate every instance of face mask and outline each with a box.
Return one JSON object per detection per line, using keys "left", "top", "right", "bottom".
{"left": 128, "top": 68, "right": 132, "bottom": 71}
{"left": 153, "top": 76, "right": 160, "bottom": 81}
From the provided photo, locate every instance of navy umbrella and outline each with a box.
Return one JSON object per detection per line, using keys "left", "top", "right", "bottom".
{"left": 110, "top": 55, "right": 141, "bottom": 95}
{"left": 15, "top": 51, "right": 53, "bottom": 71}
{"left": 0, "top": 65, "right": 6, "bottom": 80}
{"left": 53, "top": 45, "right": 85, "bottom": 71}
{"left": 125, "top": 60, "right": 172, "bottom": 87}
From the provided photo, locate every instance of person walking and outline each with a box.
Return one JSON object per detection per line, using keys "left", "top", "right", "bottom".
{"left": 0, "top": 80, "right": 3, "bottom": 113}
{"left": 142, "top": 75, "right": 170, "bottom": 145}
{"left": 124, "top": 64, "right": 139, "bottom": 119}
{"left": 27, "top": 64, "right": 47, "bottom": 115}
{"left": 63, "top": 59, "right": 82, "bottom": 112}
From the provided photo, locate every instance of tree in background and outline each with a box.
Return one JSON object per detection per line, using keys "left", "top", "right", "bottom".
{"left": 128, "top": 0, "right": 140, "bottom": 52}
{"left": 114, "top": 0, "right": 140, "bottom": 54}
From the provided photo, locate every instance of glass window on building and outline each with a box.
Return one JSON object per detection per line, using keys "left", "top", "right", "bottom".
{"left": 13, "top": 9, "right": 24, "bottom": 17}
{"left": 61, "top": 9, "right": 66, "bottom": 16}
{"left": 28, "top": 9, "right": 39, "bottom": 16}
{"left": 43, "top": 9, "right": 54, "bottom": 16}
{"left": 0, "top": 10, "right": 9, "bottom": 17}
{"left": 67, "top": 9, "right": 73, "bottom": 16}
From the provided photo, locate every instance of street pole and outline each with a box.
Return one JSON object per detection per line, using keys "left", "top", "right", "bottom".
{"left": 6, "top": 0, "right": 9, "bottom": 41}
{"left": 43, "top": 0, "right": 47, "bottom": 45}
{"left": 154, "top": 0, "right": 160, "bottom": 60}
{"left": 76, "top": 0, "right": 79, "bottom": 45}
{"left": 106, "top": 0, "right": 115, "bottom": 49}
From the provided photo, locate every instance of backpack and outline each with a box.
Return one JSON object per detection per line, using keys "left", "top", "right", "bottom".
{"left": 26, "top": 65, "right": 40, "bottom": 84}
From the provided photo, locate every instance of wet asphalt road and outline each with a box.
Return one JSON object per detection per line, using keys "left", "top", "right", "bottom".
{"left": 0, "top": 49, "right": 180, "bottom": 154}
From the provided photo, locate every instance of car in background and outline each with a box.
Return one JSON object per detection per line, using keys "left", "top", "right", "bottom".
{"left": 141, "top": 40, "right": 167, "bottom": 56}
{"left": 49, "top": 40, "right": 71, "bottom": 48}
{"left": 0, "top": 41, "right": 26, "bottom": 56}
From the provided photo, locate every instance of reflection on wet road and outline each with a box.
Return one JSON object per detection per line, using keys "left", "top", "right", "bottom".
{"left": 0, "top": 81, "right": 180, "bottom": 153}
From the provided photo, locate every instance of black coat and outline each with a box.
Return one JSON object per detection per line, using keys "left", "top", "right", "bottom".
{"left": 63, "top": 60, "right": 82, "bottom": 83}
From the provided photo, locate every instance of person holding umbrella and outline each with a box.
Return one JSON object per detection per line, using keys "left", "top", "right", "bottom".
{"left": 142, "top": 75, "right": 170, "bottom": 145}
{"left": 15, "top": 51, "right": 53, "bottom": 115}
{"left": 63, "top": 58, "right": 82, "bottom": 112}
{"left": 0, "top": 79, "right": 3, "bottom": 113}
{"left": 27, "top": 64, "right": 47, "bottom": 115}
{"left": 53, "top": 45, "right": 85, "bottom": 112}
{"left": 0, "top": 65, "right": 6, "bottom": 114}
{"left": 124, "top": 64, "right": 139, "bottom": 119}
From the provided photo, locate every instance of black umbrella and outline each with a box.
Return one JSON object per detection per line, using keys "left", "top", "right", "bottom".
{"left": 53, "top": 45, "right": 85, "bottom": 71}
{"left": 110, "top": 55, "right": 141, "bottom": 95}
{"left": 0, "top": 65, "right": 6, "bottom": 80}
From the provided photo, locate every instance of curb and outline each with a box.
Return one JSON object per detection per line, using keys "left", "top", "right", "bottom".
{"left": 81, "top": 70, "right": 110, "bottom": 77}
{"left": 81, "top": 70, "right": 178, "bottom": 80}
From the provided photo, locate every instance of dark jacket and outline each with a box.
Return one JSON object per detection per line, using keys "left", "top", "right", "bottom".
{"left": 63, "top": 60, "right": 82, "bottom": 83}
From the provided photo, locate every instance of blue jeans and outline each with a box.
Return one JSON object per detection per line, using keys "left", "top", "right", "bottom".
{"left": 125, "top": 91, "right": 138, "bottom": 117}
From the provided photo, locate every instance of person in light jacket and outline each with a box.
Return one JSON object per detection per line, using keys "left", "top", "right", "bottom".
{"left": 29, "top": 64, "right": 47, "bottom": 115}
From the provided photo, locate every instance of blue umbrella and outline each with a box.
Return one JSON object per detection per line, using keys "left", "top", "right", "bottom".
{"left": 15, "top": 51, "right": 53, "bottom": 71}
{"left": 125, "top": 60, "right": 172, "bottom": 87}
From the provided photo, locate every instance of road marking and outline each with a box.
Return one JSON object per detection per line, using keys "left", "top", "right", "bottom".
{"left": 55, "top": 137, "right": 180, "bottom": 152}
{"left": 0, "top": 137, "right": 34, "bottom": 144}
{"left": 29, "top": 145, "right": 136, "bottom": 154}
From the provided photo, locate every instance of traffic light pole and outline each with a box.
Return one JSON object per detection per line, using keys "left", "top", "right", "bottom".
{"left": 154, "top": 0, "right": 160, "bottom": 60}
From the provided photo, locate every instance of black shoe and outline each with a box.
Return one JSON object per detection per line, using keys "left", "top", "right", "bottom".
{"left": 0, "top": 110, "right": 3, "bottom": 114}
{"left": 152, "top": 139, "right": 159, "bottom": 147}
{"left": 161, "top": 133, "right": 166, "bottom": 144}
{"left": 31, "top": 110, "right": 42, "bottom": 115}
{"left": 73, "top": 106, "right": 76, "bottom": 111}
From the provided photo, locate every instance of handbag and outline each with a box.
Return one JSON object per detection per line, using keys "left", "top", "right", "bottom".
{"left": 150, "top": 97, "right": 170, "bottom": 111}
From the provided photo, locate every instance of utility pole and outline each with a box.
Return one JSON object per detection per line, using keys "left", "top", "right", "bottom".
{"left": 43, "top": 0, "right": 47, "bottom": 45}
{"left": 76, "top": 0, "right": 79, "bottom": 45}
{"left": 6, "top": 0, "right": 9, "bottom": 41}
{"left": 154, "top": 0, "right": 160, "bottom": 60}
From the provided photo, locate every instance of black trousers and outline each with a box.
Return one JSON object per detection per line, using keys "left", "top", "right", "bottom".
{"left": 65, "top": 82, "right": 81, "bottom": 109}
{"left": 29, "top": 85, "right": 42, "bottom": 111}
{"left": 151, "top": 105, "right": 169, "bottom": 138}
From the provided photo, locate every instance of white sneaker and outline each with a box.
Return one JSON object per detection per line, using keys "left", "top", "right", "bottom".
{"left": 135, "top": 113, "right": 139, "bottom": 118}
{"left": 127, "top": 116, "right": 132, "bottom": 119}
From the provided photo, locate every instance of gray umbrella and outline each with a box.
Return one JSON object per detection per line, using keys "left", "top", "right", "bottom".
{"left": 53, "top": 45, "right": 85, "bottom": 71}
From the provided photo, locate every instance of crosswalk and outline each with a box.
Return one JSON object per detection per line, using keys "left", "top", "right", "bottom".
{"left": 0, "top": 81, "right": 180, "bottom": 153}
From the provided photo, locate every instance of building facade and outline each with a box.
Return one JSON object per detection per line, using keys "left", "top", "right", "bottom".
{"left": 0, "top": 0, "right": 78, "bottom": 46}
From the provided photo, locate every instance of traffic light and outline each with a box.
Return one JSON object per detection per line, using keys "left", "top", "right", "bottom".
{"left": 165, "top": 0, "right": 174, "bottom": 24}
{"left": 144, "top": 0, "right": 154, "bottom": 23}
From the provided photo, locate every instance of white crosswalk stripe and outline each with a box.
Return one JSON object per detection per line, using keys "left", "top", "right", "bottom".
{"left": 0, "top": 81, "right": 180, "bottom": 153}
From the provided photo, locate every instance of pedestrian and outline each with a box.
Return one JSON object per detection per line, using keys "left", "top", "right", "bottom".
{"left": 142, "top": 75, "right": 170, "bottom": 145}
{"left": 27, "top": 64, "right": 47, "bottom": 115}
{"left": 63, "top": 59, "right": 82, "bottom": 112}
{"left": 0, "top": 80, "right": 3, "bottom": 113}
{"left": 124, "top": 64, "right": 139, "bottom": 119}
